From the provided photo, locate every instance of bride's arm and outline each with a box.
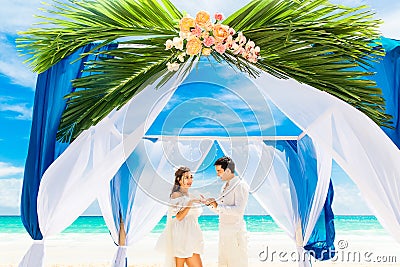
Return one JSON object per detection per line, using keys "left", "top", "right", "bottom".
{"left": 171, "top": 192, "right": 198, "bottom": 221}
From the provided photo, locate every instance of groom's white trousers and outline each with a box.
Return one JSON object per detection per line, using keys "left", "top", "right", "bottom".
{"left": 218, "top": 224, "right": 248, "bottom": 267}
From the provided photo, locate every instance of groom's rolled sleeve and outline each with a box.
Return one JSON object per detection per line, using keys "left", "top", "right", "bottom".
{"left": 216, "top": 182, "right": 249, "bottom": 216}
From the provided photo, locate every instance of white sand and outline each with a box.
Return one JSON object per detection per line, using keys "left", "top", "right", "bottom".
{"left": 1, "top": 231, "right": 399, "bottom": 266}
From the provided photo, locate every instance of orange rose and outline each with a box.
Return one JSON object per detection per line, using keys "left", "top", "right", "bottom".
{"left": 195, "top": 11, "right": 211, "bottom": 28}
{"left": 180, "top": 17, "right": 195, "bottom": 33}
{"left": 186, "top": 37, "right": 202, "bottom": 55}
{"left": 202, "top": 48, "right": 212, "bottom": 56}
{"left": 213, "top": 24, "right": 229, "bottom": 42}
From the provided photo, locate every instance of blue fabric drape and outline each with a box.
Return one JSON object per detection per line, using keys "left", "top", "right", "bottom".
{"left": 272, "top": 139, "right": 335, "bottom": 260}
{"left": 21, "top": 43, "right": 116, "bottom": 240}
{"left": 304, "top": 180, "right": 335, "bottom": 260}
{"left": 110, "top": 162, "right": 138, "bottom": 245}
{"left": 371, "top": 37, "right": 400, "bottom": 148}
{"left": 295, "top": 137, "right": 335, "bottom": 260}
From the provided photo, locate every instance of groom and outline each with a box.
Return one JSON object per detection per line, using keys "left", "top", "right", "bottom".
{"left": 205, "top": 156, "right": 249, "bottom": 267}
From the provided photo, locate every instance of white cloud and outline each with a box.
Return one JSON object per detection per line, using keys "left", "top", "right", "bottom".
{"left": 0, "top": 0, "right": 42, "bottom": 88}
{"left": 0, "top": 178, "right": 22, "bottom": 208}
{"left": 379, "top": 10, "right": 400, "bottom": 39}
{"left": 332, "top": 183, "right": 372, "bottom": 215}
{"left": 0, "top": 34, "right": 37, "bottom": 88}
{"left": 0, "top": 162, "right": 24, "bottom": 178}
{"left": 0, "top": 162, "right": 24, "bottom": 213}
{"left": 0, "top": 102, "right": 32, "bottom": 120}
{"left": 0, "top": 0, "right": 44, "bottom": 34}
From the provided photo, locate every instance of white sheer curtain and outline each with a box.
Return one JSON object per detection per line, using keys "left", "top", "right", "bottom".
{"left": 252, "top": 73, "right": 400, "bottom": 242}
{"left": 18, "top": 240, "right": 44, "bottom": 267}
{"left": 99, "top": 139, "right": 214, "bottom": 266}
{"left": 32, "top": 67, "right": 190, "bottom": 266}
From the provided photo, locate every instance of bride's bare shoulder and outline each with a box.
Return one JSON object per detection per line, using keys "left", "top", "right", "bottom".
{"left": 170, "top": 192, "right": 183, "bottom": 199}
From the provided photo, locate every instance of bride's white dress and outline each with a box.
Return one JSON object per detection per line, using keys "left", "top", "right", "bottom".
{"left": 156, "top": 194, "right": 204, "bottom": 265}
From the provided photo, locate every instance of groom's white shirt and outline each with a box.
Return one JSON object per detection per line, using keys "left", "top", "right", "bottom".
{"left": 212, "top": 176, "right": 249, "bottom": 226}
{"left": 211, "top": 176, "right": 249, "bottom": 267}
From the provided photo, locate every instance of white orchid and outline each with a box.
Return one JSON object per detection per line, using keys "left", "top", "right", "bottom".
{"left": 167, "top": 62, "right": 180, "bottom": 71}
{"left": 173, "top": 37, "right": 184, "bottom": 50}
{"left": 165, "top": 39, "right": 173, "bottom": 50}
{"left": 178, "top": 52, "right": 186, "bottom": 62}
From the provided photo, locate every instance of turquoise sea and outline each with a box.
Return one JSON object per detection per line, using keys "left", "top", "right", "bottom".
{"left": 0, "top": 215, "right": 386, "bottom": 235}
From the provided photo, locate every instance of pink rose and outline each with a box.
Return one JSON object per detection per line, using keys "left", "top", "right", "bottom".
{"left": 191, "top": 25, "right": 202, "bottom": 38}
{"left": 203, "top": 36, "right": 215, "bottom": 47}
{"left": 214, "top": 13, "right": 224, "bottom": 21}
{"left": 214, "top": 43, "right": 226, "bottom": 54}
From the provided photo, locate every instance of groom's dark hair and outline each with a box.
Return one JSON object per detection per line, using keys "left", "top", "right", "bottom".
{"left": 214, "top": 156, "right": 235, "bottom": 173}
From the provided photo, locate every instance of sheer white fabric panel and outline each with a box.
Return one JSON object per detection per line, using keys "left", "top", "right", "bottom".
{"left": 97, "top": 139, "right": 154, "bottom": 244}
{"left": 331, "top": 111, "right": 400, "bottom": 241}
{"left": 253, "top": 74, "right": 400, "bottom": 242}
{"left": 300, "top": 115, "right": 333, "bottom": 244}
{"left": 97, "top": 138, "right": 214, "bottom": 248}
{"left": 256, "top": 143, "right": 311, "bottom": 267}
{"left": 98, "top": 180, "right": 118, "bottom": 244}
{"left": 18, "top": 241, "right": 44, "bottom": 267}
{"left": 37, "top": 68, "right": 189, "bottom": 237}
{"left": 125, "top": 140, "right": 171, "bottom": 245}
{"left": 125, "top": 139, "right": 213, "bottom": 245}
{"left": 112, "top": 246, "right": 127, "bottom": 267}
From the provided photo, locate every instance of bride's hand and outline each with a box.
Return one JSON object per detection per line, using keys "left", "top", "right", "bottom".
{"left": 188, "top": 198, "right": 201, "bottom": 205}
{"left": 199, "top": 194, "right": 208, "bottom": 204}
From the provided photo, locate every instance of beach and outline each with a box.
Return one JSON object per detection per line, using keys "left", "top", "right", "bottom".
{"left": 1, "top": 231, "right": 400, "bottom": 266}
{"left": 1, "top": 216, "right": 400, "bottom": 266}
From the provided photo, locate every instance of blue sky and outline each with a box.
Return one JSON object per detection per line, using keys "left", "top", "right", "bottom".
{"left": 0, "top": 0, "right": 399, "bottom": 215}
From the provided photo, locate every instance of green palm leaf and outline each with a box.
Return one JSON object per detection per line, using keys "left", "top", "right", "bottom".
{"left": 18, "top": 0, "right": 183, "bottom": 141}
{"left": 18, "top": 0, "right": 391, "bottom": 141}
{"left": 223, "top": 0, "right": 389, "bottom": 126}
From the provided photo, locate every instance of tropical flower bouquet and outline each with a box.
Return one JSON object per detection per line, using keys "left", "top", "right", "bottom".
{"left": 165, "top": 11, "right": 260, "bottom": 71}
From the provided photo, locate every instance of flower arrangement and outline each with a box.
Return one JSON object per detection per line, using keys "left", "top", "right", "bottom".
{"left": 165, "top": 11, "right": 260, "bottom": 71}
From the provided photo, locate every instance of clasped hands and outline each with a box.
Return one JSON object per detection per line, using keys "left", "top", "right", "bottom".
{"left": 187, "top": 195, "right": 217, "bottom": 208}
{"left": 199, "top": 195, "right": 218, "bottom": 208}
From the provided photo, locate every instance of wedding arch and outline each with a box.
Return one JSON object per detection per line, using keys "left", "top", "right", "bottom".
{"left": 17, "top": 0, "right": 400, "bottom": 266}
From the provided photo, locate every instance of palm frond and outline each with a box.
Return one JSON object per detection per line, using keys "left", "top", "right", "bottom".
{"left": 57, "top": 38, "right": 176, "bottom": 141}
{"left": 224, "top": 0, "right": 389, "bottom": 126}
{"left": 18, "top": 0, "right": 391, "bottom": 142}
{"left": 17, "top": 0, "right": 181, "bottom": 73}
{"left": 17, "top": 0, "right": 183, "bottom": 141}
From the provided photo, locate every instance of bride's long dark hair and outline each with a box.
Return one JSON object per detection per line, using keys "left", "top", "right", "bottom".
{"left": 170, "top": 166, "right": 191, "bottom": 196}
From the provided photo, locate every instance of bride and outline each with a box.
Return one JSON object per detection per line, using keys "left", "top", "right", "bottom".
{"left": 156, "top": 166, "right": 204, "bottom": 267}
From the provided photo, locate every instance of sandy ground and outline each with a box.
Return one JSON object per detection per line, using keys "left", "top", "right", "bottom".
{"left": 1, "top": 231, "right": 399, "bottom": 266}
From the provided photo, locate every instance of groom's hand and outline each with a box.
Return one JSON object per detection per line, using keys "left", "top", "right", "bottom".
{"left": 205, "top": 198, "right": 217, "bottom": 208}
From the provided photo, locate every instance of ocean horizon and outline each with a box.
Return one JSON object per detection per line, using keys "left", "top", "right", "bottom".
{"left": 0, "top": 215, "right": 386, "bottom": 235}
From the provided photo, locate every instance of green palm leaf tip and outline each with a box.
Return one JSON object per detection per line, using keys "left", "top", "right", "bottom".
{"left": 224, "top": 0, "right": 391, "bottom": 127}
{"left": 17, "top": 0, "right": 181, "bottom": 73}
{"left": 17, "top": 0, "right": 183, "bottom": 141}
